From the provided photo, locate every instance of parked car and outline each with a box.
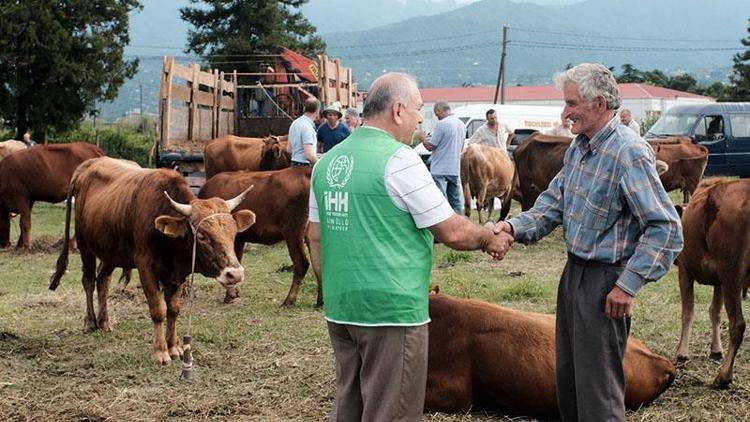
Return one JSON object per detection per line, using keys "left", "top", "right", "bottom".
{"left": 645, "top": 103, "right": 750, "bottom": 177}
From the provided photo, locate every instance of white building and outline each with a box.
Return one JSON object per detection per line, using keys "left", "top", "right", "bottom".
{"left": 418, "top": 83, "right": 714, "bottom": 133}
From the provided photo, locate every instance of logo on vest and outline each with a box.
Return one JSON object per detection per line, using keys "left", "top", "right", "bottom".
{"left": 326, "top": 155, "right": 354, "bottom": 189}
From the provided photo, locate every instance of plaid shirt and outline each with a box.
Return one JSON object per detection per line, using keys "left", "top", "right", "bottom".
{"left": 508, "top": 116, "right": 683, "bottom": 296}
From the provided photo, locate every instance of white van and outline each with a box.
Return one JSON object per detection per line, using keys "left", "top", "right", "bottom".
{"left": 454, "top": 103, "right": 563, "bottom": 138}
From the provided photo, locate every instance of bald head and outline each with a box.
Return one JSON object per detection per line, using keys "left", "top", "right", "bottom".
{"left": 363, "top": 73, "right": 419, "bottom": 119}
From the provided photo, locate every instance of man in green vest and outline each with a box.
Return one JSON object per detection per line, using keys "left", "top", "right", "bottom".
{"left": 308, "top": 72, "right": 514, "bottom": 422}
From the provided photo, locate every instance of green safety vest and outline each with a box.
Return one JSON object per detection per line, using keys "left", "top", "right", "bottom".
{"left": 312, "top": 127, "right": 434, "bottom": 326}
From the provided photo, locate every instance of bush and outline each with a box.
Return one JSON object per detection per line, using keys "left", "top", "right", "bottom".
{"left": 51, "top": 119, "right": 155, "bottom": 167}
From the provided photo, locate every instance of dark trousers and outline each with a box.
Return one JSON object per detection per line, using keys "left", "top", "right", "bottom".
{"left": 327, "top": 322, "right": 428, "bottom": 422}
{"left": 556, "top": 254, "right": 631, "bottom": 422}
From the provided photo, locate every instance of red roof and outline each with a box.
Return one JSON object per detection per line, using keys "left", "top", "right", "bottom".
{"left": 279, "top": 47, "right": 318, "bottom": 82}
{"left": 419, "top": 83, "right": 712, "bottom": 103}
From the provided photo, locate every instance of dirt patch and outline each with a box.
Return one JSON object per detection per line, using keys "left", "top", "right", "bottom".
{"left": 27, "top": 235, "right": 70, "bottom": 254}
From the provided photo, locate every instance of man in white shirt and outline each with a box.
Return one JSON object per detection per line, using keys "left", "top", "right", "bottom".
{"left": 468, "top": 109, "right": 513, "bottom": 150}
{"left": 288, "top": 98, "right": 320, "bottom": 166}
{"left": 422, "top": 102, "right": 466, "bottom": 213}
{"left": 619, "top": 109, "right": 640, "bottom": 136}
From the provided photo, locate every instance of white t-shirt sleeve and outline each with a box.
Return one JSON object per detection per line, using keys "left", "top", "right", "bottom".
{"left": 308, "top": 182, "right": 320, "bottom": 223}
{"left": 385, "top": 147, "right": 454, "bottom": 228}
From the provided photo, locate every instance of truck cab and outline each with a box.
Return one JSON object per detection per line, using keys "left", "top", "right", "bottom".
{"left": 645, "top": 103, "right": 750, "bottom": 177}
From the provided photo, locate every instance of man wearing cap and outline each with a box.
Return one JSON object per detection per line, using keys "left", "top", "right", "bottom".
{"left": 318, "top": 101, "right": 351, "bottom": 153}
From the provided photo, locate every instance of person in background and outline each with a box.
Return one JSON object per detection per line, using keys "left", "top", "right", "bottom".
{"left": 344, "top": 107, "right": 360, "bottom": 132}
{"left": 22, "top": 132, "right": 36, "bottom": 146}
{"left": 288, "top": 97, "right": 320, "bottom": 166}
{"left": 619, "top": 109, "right": 640, "bottom": 136}
{"left": 317, "top": 101, "right": 350, "bottom": 153}
{"left": 546, "top": 115, "right": 574, "bottom": 137}
{"left": 421, "top": 101, "right": 465, "bottom": 213}
{"left": 495, "top": 63, "right": 682, "bottom": 422}
{"left": 308, "top": 71, "right": 514, "bottom": 422}
{"left": 468, "top": 109, "right": 513, "bottom": 151}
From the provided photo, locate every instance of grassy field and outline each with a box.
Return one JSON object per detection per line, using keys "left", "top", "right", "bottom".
{"left": 1, "top": 202, "right": 750, "bottom": 421}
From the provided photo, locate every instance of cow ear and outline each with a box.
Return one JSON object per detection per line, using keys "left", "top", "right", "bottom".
{"left": 233, "top": 210, "right": 256, "bottom": 232}
{"left": 155, "top": 215, "right": 189, "bottom": 238}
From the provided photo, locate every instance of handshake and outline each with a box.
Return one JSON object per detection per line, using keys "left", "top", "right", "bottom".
{"left": 483, "top": 221, "right": 514, "bottom": 260}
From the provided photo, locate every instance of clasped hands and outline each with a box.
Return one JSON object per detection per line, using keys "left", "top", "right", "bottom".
{"left": 482, "top": 221, "right": 514, "bottom": 260}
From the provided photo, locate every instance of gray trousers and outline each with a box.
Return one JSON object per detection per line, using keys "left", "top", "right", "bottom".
{"left": 327, "top": 322, "right": 429, "bottom": 422}
{"left": 556, "top": 254, "right": 631, "bottom": 422}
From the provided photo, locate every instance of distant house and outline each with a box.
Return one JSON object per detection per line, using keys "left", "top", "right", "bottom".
{"left": 418, "top": 83, "right": 713, "bottom": 133}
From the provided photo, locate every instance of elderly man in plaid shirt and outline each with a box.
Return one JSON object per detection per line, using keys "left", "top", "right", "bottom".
{"left": 496, "top": 63, "right": 683, "bottom": 422}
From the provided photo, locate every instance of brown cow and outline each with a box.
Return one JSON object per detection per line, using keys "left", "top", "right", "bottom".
{"left": 198, "top": 166, "right": 320, "bottom": 306}
{"left": 0, "top": 140, "right": 26, "bottom": 161}
{"left": 426, "top": 294, "right": 676, "bottom": 418}
{"left": 513, "top": 133, "right": 573, "bottom": 211}
{"left": 514, "top": 133, "right": 669, "bottom": 211}
{"left": 674, "top": 177, "right": 750, "bottom": 388}
{"left": 48, "top": 157, "right": 256, "bottom": 364}
{"left": 0, "top": 142, "right": 104, "bottom": 249}
{"left": 461, "top": 144, "right": 514, "bottom": 223}
{"left": 650, "top": 137, "right": 708, "bottom": 203}
{"left": 204, "top": 135, "right": 290, "bottom": 178}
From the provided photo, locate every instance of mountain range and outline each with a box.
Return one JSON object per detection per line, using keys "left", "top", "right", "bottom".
{"left": 103, "top": 0, "right": 750, "bottom": 119}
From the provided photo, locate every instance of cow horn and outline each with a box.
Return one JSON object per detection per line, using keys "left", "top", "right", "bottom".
{"left": 164, "top": 191, "right": 192, "bottom": 216}
{"left": 225, "top": 185, "right": 254, "bottom": 212}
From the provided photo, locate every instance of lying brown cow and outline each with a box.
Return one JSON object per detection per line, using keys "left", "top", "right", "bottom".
{"left": 49, "top": 157, "right": 256, "bottom": 364}
{"left": 204, "top": 135, "right": 290, "bottom": 178}
{"left": 0, "top": 142, "right": 104, "bottom": 249}
{"left": 426, "top": 294, "right": 676, "bottom": 418}
{"left": 461, "top": 144, "right": 514, "bottom": 223}
{"left": 198, "top": 166, "right": 320, "bottom": 306}
{"left": 0, "top": 140, "right": 26, "bottom": 161}
{"left": 675, "top": 177, "right": 750, "bottom": 388}
{"left": 650, "top": 137, "right": 708, "bottom": 203}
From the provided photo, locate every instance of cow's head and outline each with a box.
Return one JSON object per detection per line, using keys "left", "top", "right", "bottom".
{"left": 259, "top": 135, "right": 291, "bottom": 170}
{"left": 155, "top": 186, "right": 256, "bottom": 288}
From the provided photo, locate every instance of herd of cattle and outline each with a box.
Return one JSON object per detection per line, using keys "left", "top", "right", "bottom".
{"left": 0, "top": 130, "right": 746, "bottom": 416}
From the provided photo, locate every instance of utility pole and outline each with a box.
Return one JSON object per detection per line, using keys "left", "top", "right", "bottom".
{"left": 493, "top": 25, "right": 509, "bottom": 104}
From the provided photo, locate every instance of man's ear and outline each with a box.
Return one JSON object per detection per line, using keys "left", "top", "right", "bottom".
{"left": 155, "top": 215, "right": 189, "bottom": 238}
{"left": 233, "top": 210, "right": 256, "bottom": 232}
{"left": 393, "top": 102, "right": 404, "bottom": 125}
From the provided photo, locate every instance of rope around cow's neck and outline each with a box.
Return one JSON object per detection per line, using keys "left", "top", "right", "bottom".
{"left": 181, "top": 212, "right": 227, "bottom": 381}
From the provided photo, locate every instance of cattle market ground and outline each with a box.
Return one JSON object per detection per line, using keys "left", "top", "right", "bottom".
{"left": 2, "top": 201, "right": 750, "bottom": 421}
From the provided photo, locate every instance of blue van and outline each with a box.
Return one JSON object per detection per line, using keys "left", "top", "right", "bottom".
{"left": 645, "top": 103, "right": 750, "bottom": 177}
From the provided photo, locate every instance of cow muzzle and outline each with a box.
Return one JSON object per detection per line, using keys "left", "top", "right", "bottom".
{"left": 217, "top": 265, "right": 245, "bottom": 286}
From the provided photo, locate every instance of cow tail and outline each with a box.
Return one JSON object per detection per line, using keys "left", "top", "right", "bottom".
{"left": 498, "top": 164, "right": 519, "bottom": 222}
{"left": 49, "top": 181, "right": 75, "bottom": 290}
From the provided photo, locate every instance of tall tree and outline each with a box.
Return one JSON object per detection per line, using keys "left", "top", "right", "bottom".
{"left": 617, "top": 64, "right": 644, "bottom": 83}
{"left": 0, "top": 0, "right": 141, "bottom": 141}
{"left": 181, "top": 0, "right": 326, "bottom": 74}
{"left": 726, "top": 18, "right": 750, "bottom": 101}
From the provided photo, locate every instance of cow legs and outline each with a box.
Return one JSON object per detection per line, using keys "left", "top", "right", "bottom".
{"left": 281, "top": 234, "right": 310, "bottom": 306}
{"left": 95, "top": 262, "right": 115, "bottom": 332}
{"left": 462, "top": 181, "right": 472, "bottom": 219}
{"left": 0, "top": 210, "right": 10, "bottom": 248}
{"left": 80, "top": 247, "right": 98, "bottom": 333}
{"left": 675, "top": 267, "right": 694, "bottom": 363}
{"left": 15, "top": 198, "right": 31, "bottom": 249}
{"left": 709, "top": 285, "right": 724, "bottom": 360}
{"left": 476, "top": 186, "right": 488, "bottom": 224}
{"left": 304, "top": 234, "right": 323, "bottom": 307}
{"left": 163, "top": 281, "right": 184, "bottom": 360}
{"left": 713, "top": 282, "right": 745, "bottom": 389}
{"left": 137, "top": 264, "right": 170, "bottom": 364}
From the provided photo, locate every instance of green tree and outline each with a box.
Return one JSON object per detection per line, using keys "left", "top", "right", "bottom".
{"left": 665, "top": 73, "right": 698, "bottom": 93}
{"left": 181, "top": 0, "right": 326, "bottom": 74}
{"left": 0, "top": 0, "right": 141, "bottom": 141}
{"left": 726, "top": 18, "right": 750, "bottom": 101}
{"left": 616, "top": 64, "right": 644, "bottom": 83}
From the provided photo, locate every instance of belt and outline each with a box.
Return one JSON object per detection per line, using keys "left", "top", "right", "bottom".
{"left": 290, "top": 161, "right": 310, "bottom": 167}
{"left": 567, "top": 252, "right": 626, "bottom": 268}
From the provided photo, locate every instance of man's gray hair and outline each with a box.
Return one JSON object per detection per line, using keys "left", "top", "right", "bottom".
{"left": 344, "top": 107, "right": 359, "bottom": 119}
{"left": 434, "top": 101, "right": 450, "bottom": 113}
{"left": 554, "top": 63, "right": 621, "bottom": 110}
{"left": 362, "top": 72, "right": 418, "bottom": 119}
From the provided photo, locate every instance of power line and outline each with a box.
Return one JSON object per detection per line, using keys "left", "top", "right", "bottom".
{"left": 509, "top": 27, "right": 739, "bottom": 43}
{"left": 326, "top": 29, "right": 497, "bottom": 50}
{"left": 512, "top": 40, "right": 743, "bottom": 52}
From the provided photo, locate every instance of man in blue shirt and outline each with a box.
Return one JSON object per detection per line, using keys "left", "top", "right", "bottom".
{"left": 496, "top": 63, "right": 683, "bottom": 422}
{"left": 422, "top": 101, "right": 465, "bottom": 213}
{"left": 288, "top": 98, "right": 320, "bottom": 166}
{"left": 317, "top": 102, "right": 351, "bottom": 153}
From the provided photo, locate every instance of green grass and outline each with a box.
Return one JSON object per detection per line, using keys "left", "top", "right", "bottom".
{"left": 1, "top": 201, "right": 749, "bottom": 421}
